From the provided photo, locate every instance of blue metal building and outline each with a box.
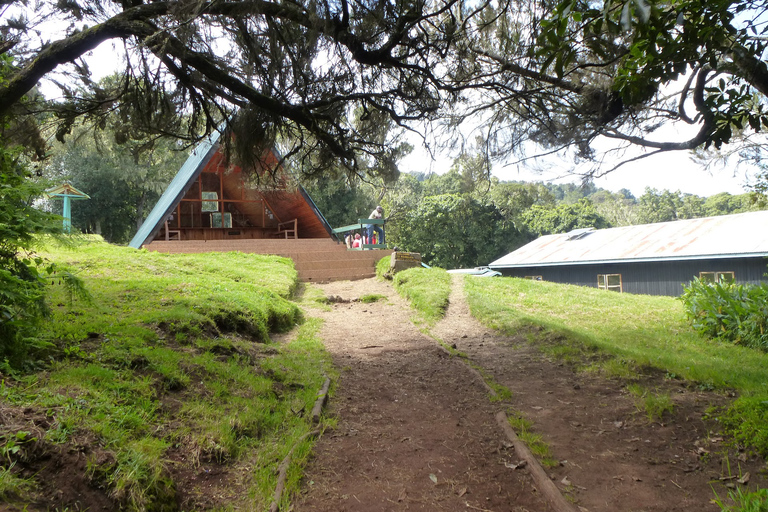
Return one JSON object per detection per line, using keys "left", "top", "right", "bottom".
{"left": 488, "top": 211, "right": 768, "bottom": 296}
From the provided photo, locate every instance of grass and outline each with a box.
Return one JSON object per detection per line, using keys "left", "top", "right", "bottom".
{"left": 359, "top": 293, "right": 386, "bottom": 303}
{"left": 464, "top": 277, "right": 768, "bottom": 455}
{"left": 713, "top": 487, "right": 768, "bottom": 511}
{"left": 0, "top": 236, "right": 334, "bottom": 511}
{"left": 506, "top": 411, "right": 558, "bottom": 467}
{"left": 296, "top": 282, "right": 333, "bottom": 311}
{"left": 391, "top": 266, "right": 451, "bottom": 327}
{"left": 0, "top": 464, "right": 33, "bottom": 502}
{"left": 375, "top": 255, "right": 391, "bottom": 278}
{"left": 626, "top": 384, "right": 675, "bottom": 422}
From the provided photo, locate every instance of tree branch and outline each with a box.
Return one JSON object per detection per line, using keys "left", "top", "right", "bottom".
{"left": 0, "top": 3, "right": 168, "bottom": 117}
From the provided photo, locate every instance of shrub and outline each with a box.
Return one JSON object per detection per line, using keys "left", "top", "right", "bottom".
{"left": 680, "top": 278, "right": 768, "bottom": 351}
{"left": 0, "top": 144, "right": 62, "bottom": 369}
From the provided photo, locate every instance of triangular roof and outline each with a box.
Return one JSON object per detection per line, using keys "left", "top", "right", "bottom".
{"left": 45, "top": 182, "right": 90, "bottom": 199}
{"left": 129, "top": 131, "right": 333, "bottom": 249}
{"left": 489, "top": 210, "right": 768, "bottom": 269}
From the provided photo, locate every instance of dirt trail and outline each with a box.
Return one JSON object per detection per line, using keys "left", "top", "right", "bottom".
{"left": 294, "top": 278, "right": 547, "bottom": 511}
{"left": 295, "top": 276, "right": 766, "bottom": 511}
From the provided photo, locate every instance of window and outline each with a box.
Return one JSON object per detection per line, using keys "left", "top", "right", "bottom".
{"left": 201, "top": 191, "right": 219, "bottom": 212}
{"left": 699, "top": 271, "right": 735, "bottom": 284}
{"left": 524, "top": 276, "right": 543, "bottom": 281}
{"left": 597, "top": 274, "right": 622, "bottom": 292}
{"left": 210, "top": 212, "right": 232, "bottom": 228}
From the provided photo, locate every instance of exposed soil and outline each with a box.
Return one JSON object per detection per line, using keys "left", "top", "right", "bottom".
{"left": 0, "top": 407, "right": 116, "bottom": 512}
{"left": 295, "top": 276, "right": 768, "bottom": 511}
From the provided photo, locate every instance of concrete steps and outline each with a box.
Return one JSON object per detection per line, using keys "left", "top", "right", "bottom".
{"left": 144, "top": 239, "right": 388, "bottom": 282}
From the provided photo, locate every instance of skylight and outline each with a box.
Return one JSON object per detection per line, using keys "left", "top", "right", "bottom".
{"left": 566, "top": 227, "right": 595, "bottom": 240}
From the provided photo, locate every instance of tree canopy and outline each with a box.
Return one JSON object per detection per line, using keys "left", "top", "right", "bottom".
{"left": 1, "top": 0, "right": 767, "bottom": 177}
{"left": 43, "top": 126, "right": 185, "bottom": 243}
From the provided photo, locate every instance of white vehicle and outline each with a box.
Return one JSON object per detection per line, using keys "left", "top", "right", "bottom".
{"left": 446, "top": 267, "right": 501, "bottom": 277}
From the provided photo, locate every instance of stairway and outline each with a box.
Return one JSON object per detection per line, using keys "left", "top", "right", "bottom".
{"left": 144, "top": 239, "right": 389, "bottom": 282}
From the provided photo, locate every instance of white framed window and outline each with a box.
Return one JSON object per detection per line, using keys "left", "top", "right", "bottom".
{"left": 699, "top": 271, "right": 735, "bottom": 284}
{"left": 210, "top": 212, "right": 232, "bottom": 228}
{"left": 201, "top": 191, "right": 219, "bottom": 212}
{"left": 597, "top": 274, "right": 622, "bottom": 292}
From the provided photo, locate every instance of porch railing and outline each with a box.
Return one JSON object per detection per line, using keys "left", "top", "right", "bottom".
{"left": 332, "top": 218, "right": 386, "bottom": 250}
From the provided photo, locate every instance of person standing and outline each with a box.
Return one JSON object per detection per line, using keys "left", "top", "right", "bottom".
{"left": 366, "top": 205, "right": 385, "bottom": 246}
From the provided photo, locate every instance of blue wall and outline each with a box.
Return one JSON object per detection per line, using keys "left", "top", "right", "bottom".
{"left": 497, "top": 257, "right": 768, "bottom": 296}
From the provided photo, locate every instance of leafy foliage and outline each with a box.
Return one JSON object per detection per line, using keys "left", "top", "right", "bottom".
{"left": 680, "top": 278, "right": 768, "bottom": 351}
{"left": 43, "top": 123, "right": 185, "bottom": 243}
{"left": 396, "top": 193, "right": 524, "bottom": 268}
{"left": 524, "top": 0, "right": 768, "bottom": 156}
{"left": 307, "top": 158, "right": 767, "bottom": 269}
{"left": 520, "top": 198, "right": 609, "bottom": 237}
{"left": 302, "top": 176, "right": 379, "bottom": 230}
{"left": 2, "top": 0, "right": 767, "bottom": 178}
{"left": 0, "top": 144, "right": 61, "bottom": 369}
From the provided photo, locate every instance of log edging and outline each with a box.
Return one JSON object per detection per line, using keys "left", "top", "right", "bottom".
{"left": 269, "top": 376, "right": 331, "bottom": 512}
{"left": 495, "top": 411, "right": 580, "bottom": 512}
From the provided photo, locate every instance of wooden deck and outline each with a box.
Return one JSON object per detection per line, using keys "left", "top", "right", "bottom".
{"left": 143, "top": 239, "right": 389, "bottom": 282}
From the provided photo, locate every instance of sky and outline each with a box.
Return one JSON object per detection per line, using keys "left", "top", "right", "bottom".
{"left": 499, "top": 149, "right": 753, "bottom": 198}
{"left": 399, "top": 133, "right": 758, "bottom": 199}
{"left": 584, "top": 152, "right": 752, "bottom": 197}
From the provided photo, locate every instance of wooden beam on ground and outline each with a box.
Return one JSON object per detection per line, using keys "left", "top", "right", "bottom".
{"left": 495, "top": 411, "right": 580, "bottom": 512}
{"left": 269, "top": 376, "right": 331, "bottom": 512}
{"left": 311, "top": 377, "right": 331, "bottom": 424}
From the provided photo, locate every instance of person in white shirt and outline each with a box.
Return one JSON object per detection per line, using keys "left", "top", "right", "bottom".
{"left": 366, "top": 205, "right": 385, "bottom": 246}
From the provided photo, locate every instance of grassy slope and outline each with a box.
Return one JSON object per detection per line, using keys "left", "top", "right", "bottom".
{"left": 464, "top": 276, "right": 768, "bottom": 455}
{"left": 0, "top": 237, "right": 334, "bottom": 511}
{"left": 391, "top": 266, "right": 451, "bottom": 327}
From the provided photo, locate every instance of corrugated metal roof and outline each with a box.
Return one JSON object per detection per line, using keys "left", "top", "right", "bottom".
{"left": 489, "top": 210, "right": 768, "bottom": 269}
{"left": 129, "top": 131, "right": 221, "bottom": 249}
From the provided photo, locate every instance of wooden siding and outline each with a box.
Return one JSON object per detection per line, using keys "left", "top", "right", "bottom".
{"left": 151, "top": 147, "right": 331, "bottom": 242}
{"left": 262, "top": 189, "right": 331, "bottom": 239}
{"left": 498, "top": 257, "right": 768, "bottom": 296}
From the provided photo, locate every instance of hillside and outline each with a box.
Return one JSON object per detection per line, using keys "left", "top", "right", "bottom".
{"left": 0, "top": 238, "right": 329, "bottom": 511}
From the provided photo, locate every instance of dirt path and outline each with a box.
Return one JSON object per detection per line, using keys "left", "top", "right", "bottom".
{"left": 295, "top": 276, "right": 766, "bottom": 511}
{"left": 294, "top": 278, "right": 548, "bottom": 511}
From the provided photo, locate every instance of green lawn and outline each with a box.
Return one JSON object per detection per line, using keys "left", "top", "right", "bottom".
{"left": 0, "top": 237, "right": 333, "bottom": 511}
{"left": 464, "top": 276, "right": 768, "bottom": 455}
